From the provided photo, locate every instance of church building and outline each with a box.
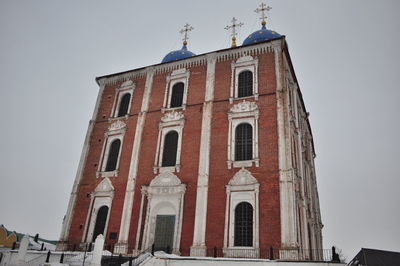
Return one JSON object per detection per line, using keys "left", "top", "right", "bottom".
{"left": 57, "top": 3, "right": 323, "bottom": 260}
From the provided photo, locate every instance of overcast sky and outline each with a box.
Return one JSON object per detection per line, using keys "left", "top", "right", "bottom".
{"left": 0, "top": 0, "right": 399, "bottom": 261}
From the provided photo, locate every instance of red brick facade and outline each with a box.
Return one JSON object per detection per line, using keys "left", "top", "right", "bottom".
{"left": 58, "top": 38, "right": 323, "bottom": 257}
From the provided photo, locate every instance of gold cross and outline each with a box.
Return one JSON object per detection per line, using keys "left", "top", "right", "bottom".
{"left": 255, "top": 3, "right": 272, "bottom": 24}
{"left": 225, "top": 17, "right": 244, "bottom": 47}
{"left": 179, "top": 23, "right": 194, "bottom": 45}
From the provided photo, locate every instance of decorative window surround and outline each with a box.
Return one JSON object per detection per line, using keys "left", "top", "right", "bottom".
{"left": 153, "top": 111, "right": 184, "bottom": 174}
{"left": 227, "top": 101, "right": 259, "bottom": 169}
{"left": 140, "top": 172, "right": 186, "bottom": 254}
{"left": 96, "top": 121, "right": 127, "bottom": 178}
{"left": 162, "top": 68, "right": 190, "bottom": 112}
{"left": 223, "top": 169, "right": 259, "bottom": 258}
{"left": 110, "top": 80, "right": 135, "bottom": 118}
{"left": 82, "top": 178, "right": 114, "bottom": 243}
{"left": 230, "top": 56, "right": 259, "bottom": 104}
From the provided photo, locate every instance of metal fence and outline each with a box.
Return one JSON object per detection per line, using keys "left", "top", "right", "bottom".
{"left": 149, "top": 245, "right": 340, "bottom": 262}
{"left": 55, "top": 243, "right": 341, "bottom": 264}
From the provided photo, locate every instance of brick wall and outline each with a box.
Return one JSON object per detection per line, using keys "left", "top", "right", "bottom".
{"left": 67, "top": 50, "right": 282, "bottom": 252}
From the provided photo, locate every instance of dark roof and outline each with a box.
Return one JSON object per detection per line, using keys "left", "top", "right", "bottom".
{"left": 348, "top": 248, "right": 400, "bottom": 266}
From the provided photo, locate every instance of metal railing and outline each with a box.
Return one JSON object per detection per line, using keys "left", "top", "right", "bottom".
{"left": 148, "top": 245, "right": 341, "bottom": 262}
{"left": 57, "top": 242, "right": 342, "bottom": 264}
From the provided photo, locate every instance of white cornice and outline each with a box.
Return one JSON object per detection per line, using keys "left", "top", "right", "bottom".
{"left": 97, "top": 39, "right": 283, "bottom": 87}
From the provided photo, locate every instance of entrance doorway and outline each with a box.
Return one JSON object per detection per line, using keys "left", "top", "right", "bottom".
{"left": 92, "top": 206, "right": 109, "bottom": 242}
{"left": 154, "top": 215, "right": 175, "bottom": 252}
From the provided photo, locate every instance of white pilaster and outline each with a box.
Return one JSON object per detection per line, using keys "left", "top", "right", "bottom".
{"left": 134, "top": 187, "right": 146, "bottom": 252}
{"left": 190, "top": 53, "right": 216, "bottom": 256}
{"left": 254, "top": 185, "right": 260, "bottom": 248}
{"left": 116, "top": 67, "right": 155, "bottom": 254}
{"left": 276, "top": 48, "right": 297, "bottom": 249}
{"left": 223, "top": 189, "right": 230, "bottom": 249}
{"left": 57, "top": 83, "right": 106, "bottom": 250}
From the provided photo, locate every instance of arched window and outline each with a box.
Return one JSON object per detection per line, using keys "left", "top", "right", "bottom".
{"left": 161, "top": 131, "right": 178, "bottom": 167}
{"left": 235, "top": 123, "right": 253, "bottom": 161}
{"left": 170, "top": 82, "right": 184, "bottom": 108}
{"left": 234, "top": 202, "right": 253, "bottom": 247}
{"left": 238, "top": 70, "right": 253, "bottom": 98}
{"left": 105, "top": 139, "right": 121, "bottom": 171}
{"left": 92, "top": 206, "right": 109, "bottom": 242}
{"left": 117, "top": 93, "right": 131, "bottom": 117}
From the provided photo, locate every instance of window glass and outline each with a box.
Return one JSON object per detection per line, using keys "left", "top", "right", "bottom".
{"left": 234, "top": 202, "right": 253, "bottom": 246}
{"left": 105, "top": 139, "right": 121, "bottom": 171}
{"left": 117, "top": 93, "right": 131, "bottom": 117}
{"left": 238, "top": 71, "right": 253, "bottom": 98}
{"left": 170, "top": 83, "right": 184, "bottom": 108}
{"left": 235, "top": 123, "right": 253, "bottom": 161}
{"left": 161, "top": 131, "right": 179, "bottom": 167}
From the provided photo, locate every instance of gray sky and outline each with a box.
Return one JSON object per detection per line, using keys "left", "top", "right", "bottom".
{"left": 0, "top": 0, "right": 399, "bottom": 261}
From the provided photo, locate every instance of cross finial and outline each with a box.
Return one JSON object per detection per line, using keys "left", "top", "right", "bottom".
{"left": 179, "top": 23, "right": 194, "bottom": 46}
{"left": 225, "top": 17, "right": 244, "bottom": 48}
{"left": 255, "top": 2, "right": 272, "bottom": 26}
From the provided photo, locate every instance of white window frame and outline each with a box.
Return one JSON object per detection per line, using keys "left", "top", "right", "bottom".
{"left": 162, "top": 68, "right": 190, "bottom": 112}
{"left": 223, "top": 169, "right": 260, "bottom": 258}
{"left": 97, "top": 121, "right": 126, "bottom": 178}
{"left": 227, "top": 101, "right": 259, "bottom": 169}
{"left": 153, "top": 111, "right": 184, "bottom": 174}
{"left": 82, "top": 178, "right": 114, "bottom": 243}
{"left": 110, "top": 80, "right": 135, "bottom": 119}
{"left": 230, "top": 56, "right": 259, "bottom": 103}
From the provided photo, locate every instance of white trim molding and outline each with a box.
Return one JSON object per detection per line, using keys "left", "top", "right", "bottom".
{"left": 140, "top": 172, "right": 186, "bottom": 254}
{"left": 223, "top": 169, "right": 260, "bottom": 258}
{"left": 110, "top": 80, "right": 135, "bottom": 119}
{"left": 229, "top": 56, "right": 259, "bottom": 103}
{"left": 153, "top": 111, "right": 185, "bottom": 174}
{"left": 96, "top": 121, "right": 127, "bottom": 178}
{"left": 227, "top": 101, "right": 260, "bottom": 169}
{"left": 162, "top": 68, "right": 190, "bottom": 112}
{"left": 82, "top": 178, "right": 115, "bottom": 243}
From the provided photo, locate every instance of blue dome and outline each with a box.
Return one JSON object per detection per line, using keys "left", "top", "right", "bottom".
{"left": 242, "top": 24, "right": 281, "bottom": 46}
{"left": 161, "top": 44, "right": 196, "bottom": 63}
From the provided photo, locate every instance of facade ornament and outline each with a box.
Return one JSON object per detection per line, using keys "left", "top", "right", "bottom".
{"left": 230, "top": 100, "right": 258, "bottom": 113}
{"left": 108, "top": 120, "right": 127, "bottom": 131}
{"left": 228, "top": 168, "right": 258, "bottom": 186}
{"left": 120, "top": 80, "right": 134, "bottom": 89}
{"left": 94, "top": 177, "right": 114, "bottom": 192}
{"left": 161, "top": 111, "right": 184, "bottom": 123}
{"left": 150, "top": 172, "right": 182, "bottom": 187}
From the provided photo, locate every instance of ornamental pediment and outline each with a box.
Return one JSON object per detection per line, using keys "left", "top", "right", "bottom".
{"left": 236, "top": 55, "right": 254, "bottom": 63}
{"left": 95, "top": 177, "right": 115, "bottom": 193}
{"left": 108, "top": 120, "right": 126, "bottom": 131}
{"left": 150, "top": 172, "right": 182, "bottom": 187}
{"left": 161, "top": 111, "right": 184, "bottom": 123}
{"left": 229, "top": 169, "right": 258, "bottom": 186}
{"left": 230, "top": 101, "right": 258, "bottom": 113}
{"left": 120, "top": 80, "right": 134, "bottom": 89}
